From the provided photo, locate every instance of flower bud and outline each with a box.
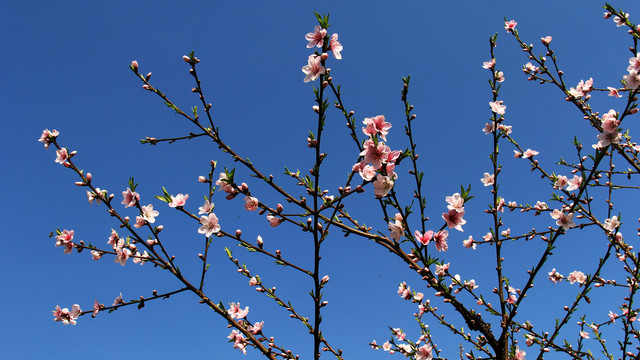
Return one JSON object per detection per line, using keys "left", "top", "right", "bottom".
{"left": 157, "top": 225, "right": 163, "bottom": 232}
{"left": 257, "top": 235, "right": 263, "bottom": 248}
{"left": 198, "top": 176, "right": 207, "bottom": 183}
{"left": 182, "top": 55, "right": 191, "bottom": 63}
{"left": 321, "top": 275, "right": 330, "bottom": 285}
{"left": 321, "top": 53, "right": 329, "bottom": 60}
{"left": 146, "top": 72, "right": 152, "bottom": 81}
{"left": 276, "top": 204, "right": 283, "bottom": 213}
{"left": 86, "top": 173, "right": 92, "bottom": 182}
{"left": 131, "top": 60, "right": 139, "bottom": 71}
{"left": 236, "top": 229, "right": 242, "bottom": 237}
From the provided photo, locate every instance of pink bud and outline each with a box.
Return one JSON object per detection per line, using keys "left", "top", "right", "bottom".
{"left": 321, "top": 53, "right": 329, "bottom": 60}
{"left": 146, "top": 72, "right": 152, "bottom": 81}
{"left": 257, "top": 235, "right": 263, "bottom": 248}
{"left": 240, "top": 183, "right": 249, "bottom": 192}
{"left": 75, "top": 181, "right": 85, "bottom": 186}
{"left": 86, "top": 173, "right": 92, "bottom": 182}
{"left": 182, "top": 55, "right": 191, "bottom": 63}
{"left": 276, "top": 204, "right": 283, "bottom": 213}
{"left": 236, "top": 229, "right": 242, "bottom": 237}
{"left": 131, "top": 60, "right": 139, "bottom": 70}
{"left": 321, "top": 275, "right": 330, "bottom": 285}
{"left": 156, "top": 225, "right": 163, "bottom": 232}
{"left": 198, "top": 176, "right": 207, "bottom": 183}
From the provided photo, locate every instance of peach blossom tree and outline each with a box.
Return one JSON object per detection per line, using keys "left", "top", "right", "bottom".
{"left": 41, "top": 4, "right": 640, "bottom": 360}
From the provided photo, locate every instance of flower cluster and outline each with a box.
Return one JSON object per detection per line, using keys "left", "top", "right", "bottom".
{"left": 55, "top": 229, "right": 75, "bottom": 254}
{"left": 568, "top": 78, "right": 593, "bottom": 99}
{"left": 52, "top": 304, "right": 82, "bottom": 325}
{"left": 442, "top": 193, "right": 466, "bottom": 232}
{"left": 107, "top": 229, "right": 149, "bottom": 266}
{"left": 624, "top": 52, "right": 640, "bottom": 89}
{"left": 593, "top": 109, "right": 622, "bottom": 149}
{"left": 301, "top": 25, "right": 342, "bottom": 82}
{"left": 353, "top": 115, "right": 402, "bottom": 198}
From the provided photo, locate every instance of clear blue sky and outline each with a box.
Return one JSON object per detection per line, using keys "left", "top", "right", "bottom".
{"left": 2, "top": 1, "right": 635, "bottom": 358}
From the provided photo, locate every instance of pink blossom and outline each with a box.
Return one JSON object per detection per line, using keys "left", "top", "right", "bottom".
{"left": 353, "top": 161, "right": 376, "bottom": 181}
{"left": 498, "top": 124, "right": 512, "bottom": 135}
{"left": 168, "top": 193, "right": 188, "bottom": 207}
{"left": 569, "top": 78, "right": 594, "bottom": 98}
{"left": 228, "top": 330, "right": 247, "bottom": 355}
{"left": 121, "top": 188, "right": 140, "bottom": 208}
{"left": 133, "top": 216, "right": 146, "bottom": 228}
{"left": 302, "top": 54, "right": 326, "bottom": 83}
{"left": 198, "top": 213, "right": 221, "bottom": 237}
{"left": 580, "top": 331, "right": 590, "bottom": 339}
{"left": 629, "top": 53, "right": 640, "bottom": 72}
{"left": 446, "top": 193, "right": 464, "bottom": 212}
{"left": 414, "top": 230, "right": 434, "bottom": 246}
{"left": 92, "top": 300, "right": 100, "bottom": 318}
{"left": 482, "top": 122, "right": 494, "bottom": 134}
{"left": 624, "top": 70, "right": 640, "bottom": 89}
{"left": 360, "top": 139, "right": 391, "bottom": 170}
{"left": 613, "top": 13, "right": 628, "bottom": 27}
{"left": 463, "top": 236, "right": 476, "bottom": 249}
{"left": 524, "top": 62, "right": 539, "bottom": 73}
{"left": 249, "top": 277, "right": 259, "bottom": 286}
{"left": 512, "top": 347, "right": 526, "bottom": 360}
{"left": 198, "top": 200, "right": 214, "bottom": 214}
{"left": 601, "top": 109, "right": 620, "bottom": 133}
{"left": 329, "top": 33, "right": 343, "bottom": 59}
{"left": 541, "top": 36, "right": 552, "bottom": 45}
{"left": 481, "top": 172, "right": 495, "bottom": 187}
{"left": 267, "top": 215, "right": 283, "bottom": 227}
{"left": 416, "top": 344, "right": 433, "bottom": 360}
{"left": 132, "top": 251, "right": 149, "bottom": 265}
{"left": 567, "top": 270, "right": 587, "bottom": 285}
{"left": 87, "top": 188, "right": 105, "bottom": 204}
{"left": 141, "top": 204, "right": 159, "bottom": 223}
{"left": 495, "top": 71, "right": 505, "bottom": 82}
{"left": 244, "top": 196, "right": 259, "bottom": 211}
{"left": 398, "top": 282, "right": 412, "bottom": 300}
{"left": 382, "top": 341, "right": 392, "bottom": 352}
{"left": 501, "top": 228, "right": 511, "bottom": 237}
{"left": 228, "top": 302, "right": 249, "bottom": 319}
{"left": 388, "top": 215, "right": 404, "bottom": 241}
{"left": 38, "top": 129, "right": 59, "bottom": 149}
{"left": 55, "top": 148, "right": 69, "bottom": 164}
{"left": 604, "top": 216, "right": 620, "bottom": 232}
{"left": 443, "top": 209, "right": 466, "bottom": 232}
{"left": 554, "top": 175, "right": 568, "bottom": 189}
{"left": 249, "top": 321, "right": 264, "bottom": 334}
{"left": 489, "top": 100, "right": 506, "bottom": 115}
{"left": 548, "top": 268, "right": 562, "bottom": 283}
{"left": 522, "top": 148, "right": 539, "bottom": 158}
{"left": 55, "top": 229, "right": 75, "bottom": 254}
{"left": 607, "top": 87, "right": 622, "bottom": 97}
{"left": 113, "top": 292, "right": 124, "bottom": 305}
{"left": 608, "top": 311, "right": 618, "bottom": 323}
{"left": 91, "top": 250, "right": 102, "bottom": 260}
{"left": 216, "top": 173, "right": 238, "bottom": 198}
{"left": 414, "top": 292, "right": 424, "bottom": 302}
{"left": 373, "top": 174, "right": 394, "bottom": 198}
{"left": 566, "top": 175, "right": 582, "bottom": 191}
{"left": 392, "top": 328, "right": 406, "bottom": 341}
{"left": 514, "top": 150, "right": 522, "bottom": 158}
{"left": 305, "top": 25, "right": 327, "bottom": 48}
{"left": 435, "top": 262, "right": 450, "bottom": 276}
{"left": 550, "top": 209, "right": 576, "bottom": 230}
{"left": 534, "top": 201, "right": 548, "bottom": 211}
{"left": 115, "top": 248, "right": 131, "bottom": 266}
{"left": 362, "top": 115, "right": 392, "bottom": 141}
{"left": 52, "top": 304, "right": 82, "bottom": 325}
{"left": 592, "top": 130, "right": 621, "bottom": 149}
{"left": 434, "top": 230, "right": 449, "bottom": 252}
{"left": 504, "top": 20, "right": 517, "bottom": 32}
{"left": 482, "top": 59, "right": 495, "bottom": 69}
